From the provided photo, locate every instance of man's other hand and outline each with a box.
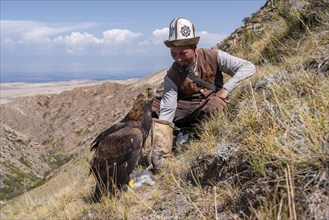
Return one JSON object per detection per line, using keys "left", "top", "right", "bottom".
{"left": 216, "top": 88, "right": 230, "bottom": 104}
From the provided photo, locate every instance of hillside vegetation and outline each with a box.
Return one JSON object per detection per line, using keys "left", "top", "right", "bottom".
{"left": 1, "top": 0, "right": 328, "bottom": 219}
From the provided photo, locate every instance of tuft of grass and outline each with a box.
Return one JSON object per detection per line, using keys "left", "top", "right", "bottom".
{"left": 19, "top": 156, "right": 32, "bottom": 169}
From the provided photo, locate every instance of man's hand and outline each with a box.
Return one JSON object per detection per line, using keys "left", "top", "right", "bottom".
{"left": 215, "top": 88, "right": 230, "bottom": 104}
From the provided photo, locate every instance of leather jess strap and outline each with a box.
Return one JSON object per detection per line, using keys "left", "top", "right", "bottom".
{"left": 187, "top": 72, "right": 218, "bottom": 92}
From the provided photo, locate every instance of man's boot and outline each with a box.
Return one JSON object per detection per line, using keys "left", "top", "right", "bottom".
{"left": 148, "top": 118, "right": 174, "bottom": 170}
{"left": 175, "top": 129, "right": 192, "bottom": 149}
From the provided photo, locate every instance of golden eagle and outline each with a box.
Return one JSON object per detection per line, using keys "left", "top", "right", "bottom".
{"left": 89, "top": 88, "right": 154, "bottom": 202}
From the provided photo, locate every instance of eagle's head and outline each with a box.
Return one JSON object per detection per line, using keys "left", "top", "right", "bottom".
{"left": 127, "top": 88, "right": 156, "bottom": 121}
{"left": 136, "top": 87, "right": 156, "bottom": 103}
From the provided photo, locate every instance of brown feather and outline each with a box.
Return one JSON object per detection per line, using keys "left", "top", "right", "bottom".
{"left": 89, "top": 88, "right": 154, "bottom": 202}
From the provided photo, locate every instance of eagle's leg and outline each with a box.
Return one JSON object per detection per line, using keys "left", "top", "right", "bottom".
{"left": 110, "top": 162, "right": 118, "bottom": 196}
{"left": 92, "top": 183, "right": 102, "bottom": 202}
{"left": 91, "top": 163, "right": 112, "bottom": 202}
{"left": 90, "top": 167, "right": 104, "bottom": 202}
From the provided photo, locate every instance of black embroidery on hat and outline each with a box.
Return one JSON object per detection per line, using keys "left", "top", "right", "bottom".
{"left": 169, "top": 26, "right": 174, "bottom": 38}
{"left": 180, "top": 25, "right": 191, "bottom": 37}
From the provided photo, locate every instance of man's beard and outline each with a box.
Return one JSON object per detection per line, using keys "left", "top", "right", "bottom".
{"left": 178, "top": 53, "right": 198, "bottom": 73}
{"left": 180, "top": 58, "right": 195, "bottom": 69}
{"left": 179, "top": 60, "right": 197, "bottom": 75}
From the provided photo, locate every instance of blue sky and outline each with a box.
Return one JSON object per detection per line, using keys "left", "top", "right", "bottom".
{"left": 1, "top": 0, "right": 266, "bottom": 82}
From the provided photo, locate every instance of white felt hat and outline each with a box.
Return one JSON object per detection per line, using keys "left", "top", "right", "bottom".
{"left": 164, "top": 17, "right": 200, "bottom": 48}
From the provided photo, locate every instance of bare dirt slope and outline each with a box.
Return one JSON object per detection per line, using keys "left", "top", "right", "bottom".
{"left": 0, "top": 69, "right": 167, "bottom": 200}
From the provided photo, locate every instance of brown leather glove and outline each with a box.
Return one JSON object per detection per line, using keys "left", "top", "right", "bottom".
{"left": 148, "top": 119, "right": 174, "bottom": 170}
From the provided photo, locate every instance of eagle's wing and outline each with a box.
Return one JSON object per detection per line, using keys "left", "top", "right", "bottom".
{"left": 92, "top": 126, "right": 143, "bottom": 165}
{"left": 90, "top": 126, "right": 143, "bottom": 187}
{"left": 90, "top": 123, "right": 127, "bottom": 151}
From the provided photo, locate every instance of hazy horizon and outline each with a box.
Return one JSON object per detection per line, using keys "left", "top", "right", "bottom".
{"left": 1, "top": 70, "right": 154, "bottom": 83}
{"left": 1, "top": 0, "right": 267, "bottom": 83}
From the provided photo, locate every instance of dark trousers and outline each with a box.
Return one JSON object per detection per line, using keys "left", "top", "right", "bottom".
{"left": 152, "top": 92, "right": 226, "bottom": 128}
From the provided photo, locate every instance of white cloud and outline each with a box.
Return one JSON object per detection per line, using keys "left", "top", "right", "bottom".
{"left": 1, "top": 20, "right": 229, "bottom": 82}
{"left": 1, "top": 20, "right": 226, "bottom": 57}
{"left": 1, "top": 20, "right": 100, "bottom": 55}
{"left": 1, "top": 20, "right": 146, "bottom": 56}
{"left": 1, "top": 20, "right": 97, "bottom": 42}
{"left": 151, "top": 27, "right": 168, "bottom": 45}
{"left": 134, "top": 27, "right": 168, "bottom": 54}
{"left": 53, "top": 32, "right": 102, "bottom": 55}
{"left": 99, "top": 29, "right": 143, "bottom": 55}
{"left": 102, "top": 29, "right": 142, "bottom": 44}
{"left": 197, "top": 30, "right": 227, "bottom": 48}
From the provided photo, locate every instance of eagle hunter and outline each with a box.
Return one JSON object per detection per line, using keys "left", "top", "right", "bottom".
{"left": 89, "top": 88, "right": 154, "bottom": 202}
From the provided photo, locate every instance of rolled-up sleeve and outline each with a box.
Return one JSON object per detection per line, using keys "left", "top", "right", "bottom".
{"left": 159, "top": 75, "right": 178, "bottom": 122}
{"left": 218, "top": 50, "right": 256, "bottom": 92}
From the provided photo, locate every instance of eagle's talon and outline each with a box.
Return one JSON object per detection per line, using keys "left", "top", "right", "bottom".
{"left": 128, "top": 179, "right": 135, "bottom": 188}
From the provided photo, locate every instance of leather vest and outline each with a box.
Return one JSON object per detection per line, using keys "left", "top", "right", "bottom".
{"left": 167, "top": 48, "right": 223, "bottom": 99}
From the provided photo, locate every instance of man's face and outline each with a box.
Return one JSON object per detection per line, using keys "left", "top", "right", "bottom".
{"left": 170, "top": 46, "right": 196, "bottom": 68}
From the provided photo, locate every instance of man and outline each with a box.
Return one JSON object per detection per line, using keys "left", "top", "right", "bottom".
{"left": 149, "top": 17, "right": 256, "bottom": 170}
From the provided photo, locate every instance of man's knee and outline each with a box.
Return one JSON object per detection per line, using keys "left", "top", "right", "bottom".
{"left": 201, "top": 96, "right": 227, "bottom": 115}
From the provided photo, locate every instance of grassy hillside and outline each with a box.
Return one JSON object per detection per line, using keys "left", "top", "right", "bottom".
{"left": 1, "top": 0, "right": 328, "bottom": 219}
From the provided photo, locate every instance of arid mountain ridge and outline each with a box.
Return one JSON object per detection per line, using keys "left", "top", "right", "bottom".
{"left": 0, "top": 69, "right": 166, "bottom": 200}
